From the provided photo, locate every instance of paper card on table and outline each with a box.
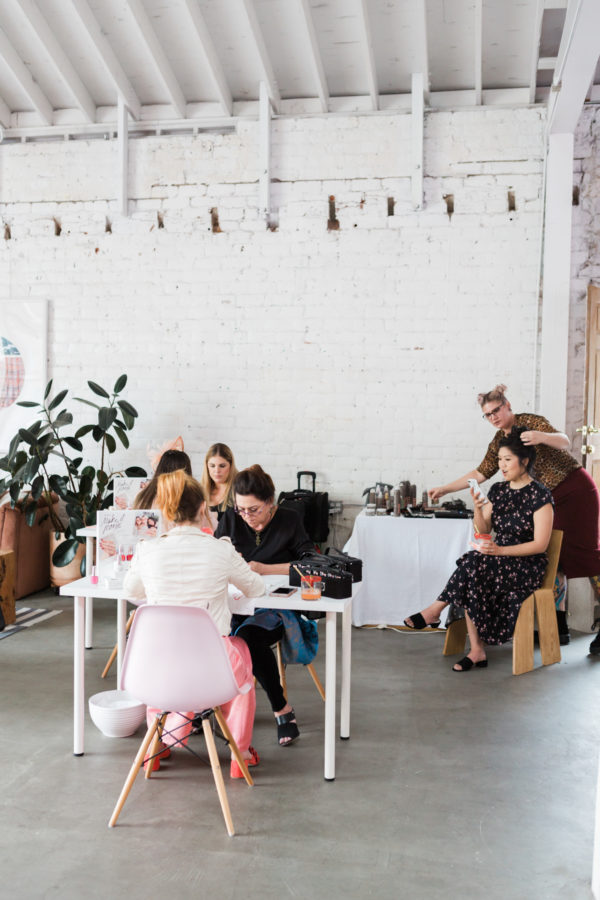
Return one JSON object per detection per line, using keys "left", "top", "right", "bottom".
{"left": 96, "top": 509, "right": 161, "bottom": 573}
{"left": 112, "top": 476, "right": 151, "bottom": 510}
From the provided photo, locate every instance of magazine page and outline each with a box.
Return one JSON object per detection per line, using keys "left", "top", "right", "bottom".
{"left": 96, "top": 508, "right": 161, "bottom": 574}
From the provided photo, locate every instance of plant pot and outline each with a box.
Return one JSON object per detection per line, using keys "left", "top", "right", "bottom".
{"left": 49, "top": 533, "right": 86, "bottom": 588}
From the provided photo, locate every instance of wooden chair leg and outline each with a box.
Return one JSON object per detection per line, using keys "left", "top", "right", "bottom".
{"left": 443, "top": 618, "right": 468, "bottom": 656}
{"left": 535, "top": 588, "right": 561, "bottom": 667}
{"left": 214, "top": 707, "right": 253, "bottom": 787}
{"left": 145, "top": 714, "right": 167, "bottom": 780}
{"left": 102, "top": 610, "right": 136, "bottom": 678}
{"left": 108, "top": 719, "right": 160, "bottom": 828}
{"left": 276, "top": 642, "right": 288, "bottom": 701}
{"left": 202, "top": 718, "right": 235, "bottom": 837}
{"left": 306, "top": 662, "right": 325, "bottom": 701}
{"left": 513, "top": 593, "right": 535, "bottom": 675}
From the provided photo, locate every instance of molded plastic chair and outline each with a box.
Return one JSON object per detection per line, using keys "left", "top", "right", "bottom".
{"left": 443, "top": 529, "right": 563, "bottom": 675}
{"left": 108, "top": 604, "right": 254, "bottom": 836}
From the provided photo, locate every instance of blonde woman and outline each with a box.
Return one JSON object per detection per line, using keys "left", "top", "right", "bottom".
{"left": 200, "top": 443, "right": 238, "bottom": 531}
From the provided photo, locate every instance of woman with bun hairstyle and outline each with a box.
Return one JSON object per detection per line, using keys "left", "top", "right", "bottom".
{"left": 200, "top": 443, "right": 238, "bottom": 531}
{"left": 407, "top": 384, "right": 600, "bottom": 652}
{"left": 215, "top": 465, "right": 316, "bottom": 746}
{"left": 434, "top": 427, "right": 554, "bottom": 671}
{"left": 124, "top": 470, "right": 265, "bottom": 778}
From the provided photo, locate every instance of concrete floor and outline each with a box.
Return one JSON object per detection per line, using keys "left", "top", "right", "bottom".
{"left": 2, "top": 591, "right": 599, "bottom": 900}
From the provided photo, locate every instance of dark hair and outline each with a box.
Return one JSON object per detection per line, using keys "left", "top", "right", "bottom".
{"left": 155, "top": 470, "right": 205, "bottom": 524}
{"left": 134, "top": 449, "right": 193, "bottom": 509}
{"left": 477, "top": 383, "right": 508, "bottom": 408}
{"left": 233, "top": 464, "right": 275, "bottom": 502}
{"left": 498, "top": 426, "right": 536, "bottom": 474}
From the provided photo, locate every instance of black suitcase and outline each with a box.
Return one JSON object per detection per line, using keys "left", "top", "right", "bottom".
{"left": 277, "top": 471, "right": 329, "bottom": 543}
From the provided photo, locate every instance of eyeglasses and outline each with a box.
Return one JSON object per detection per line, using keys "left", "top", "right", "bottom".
{"left": 235, "top": 502, "right": 267, "bottom": 518}
{"left": 482, "top": 403, "right": 504, "bottom": 420}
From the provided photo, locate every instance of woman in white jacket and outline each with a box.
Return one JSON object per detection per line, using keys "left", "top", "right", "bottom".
{"left": 124, "top": 469, "right": 265, "bottom": 778}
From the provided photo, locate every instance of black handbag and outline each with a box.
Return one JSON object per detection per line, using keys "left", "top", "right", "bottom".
{"left": 290, "top": 554, "right": 353, "bottom": 599}
{"left": 324, "top": 546, "right": 362, "bottom": 582}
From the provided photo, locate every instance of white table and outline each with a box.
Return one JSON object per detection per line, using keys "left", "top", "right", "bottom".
{"left": 60, "top": 573, "right": 352, "bottom": 781}
{"left": 344, "top": 512, "right": 473, "bottom": 626}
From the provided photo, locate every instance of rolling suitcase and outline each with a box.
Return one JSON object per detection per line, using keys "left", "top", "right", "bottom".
{"left": 277, "top": 471, "right": 329, "bottom": 543}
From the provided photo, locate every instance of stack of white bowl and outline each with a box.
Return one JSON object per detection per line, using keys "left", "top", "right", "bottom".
{"left": 88, "top": 690, "right": 146, "bottom": 737}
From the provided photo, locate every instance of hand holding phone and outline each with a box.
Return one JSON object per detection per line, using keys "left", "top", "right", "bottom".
{"left": 467, "top": 478, "right": 488, "bottom": 505}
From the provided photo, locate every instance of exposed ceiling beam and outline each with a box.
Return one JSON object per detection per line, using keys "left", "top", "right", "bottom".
{"left": 0, "top": 25, "right": 53, "bottom": 124}
{"left": 357, "top": 0, "right": 378, "bottom": 111}
{"left": 528, "top": 0, "right": 545, "bottom": 103}
{"left": 13, "top": 0, "right": 96, "bottom": 123}
{"left": 67, "top": 0, "right": 141, "bottom": 120}
{"left": 298, "top": 0, "right": 328, "bottom": 113}
{"left": 474, "top": 0, "right": 482, "bottom": 105}
{"left": 547, "top": 0, "right": 600, "bottom": 134}
{"left": 538, "top": 56, "right": 558, "bottom": 69}
{"left": 239, "top": 0, "right": 280, "bottom": 111}
{"left": 181, "top": 0, "right": 232, "bottom": 116}
{"left": 0, "top": 94, "right": 11, "bottom": 128}
{"left": 124, "top": 0, "right": 186, "bottom": 119}
{"left": 417, "top": 0, "right": 430, "bottom": 104}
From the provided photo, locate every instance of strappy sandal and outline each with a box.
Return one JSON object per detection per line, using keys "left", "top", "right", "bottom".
{"left": 403, "top": 612, "right": 441, "bottom": 630}
{"left": 452, "top": 656, "right": 488, "bottom": 672}
{"left": 276, "top": 709, "right": 299, "bottom": 746}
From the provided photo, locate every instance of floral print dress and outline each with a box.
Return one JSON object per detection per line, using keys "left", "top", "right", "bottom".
{"left": 439, "top": 480, "right": 553, "bottom": 644}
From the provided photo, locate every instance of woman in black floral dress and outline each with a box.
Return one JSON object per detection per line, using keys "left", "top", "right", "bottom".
{"left": 439, "top": 428, "right": 554, "bottom": 671}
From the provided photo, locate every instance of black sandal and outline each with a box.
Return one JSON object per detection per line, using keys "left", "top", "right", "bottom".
{"left": 404, "top": 612, "right": 441, "bottom": 630}
{"left": 276, "top": 709, "right": 299, "bottom": 746}
{"left": 452, "top": 655, "right": 488, "bottom": 672}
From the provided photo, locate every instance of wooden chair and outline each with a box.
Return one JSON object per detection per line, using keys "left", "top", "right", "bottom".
{"left": 443, "top": 529, "right": 563, "bottom": 676}
{"left": 275, "top": 643, "right": 325, "bottom": 702}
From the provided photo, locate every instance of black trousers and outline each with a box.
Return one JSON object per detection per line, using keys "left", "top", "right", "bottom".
{"left": 235, "top": 623, "right": 286, "bottom": 712}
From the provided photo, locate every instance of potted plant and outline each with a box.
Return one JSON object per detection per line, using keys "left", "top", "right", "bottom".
{"left": 0, "top": 374, "right": 146, "bottom": 585}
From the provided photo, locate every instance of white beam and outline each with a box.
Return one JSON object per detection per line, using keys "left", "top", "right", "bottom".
{"left": 117, "top": 96, "right": 129, "bottom": 217}
{"left": 417, "top": 0, "right": 430, "bottom": 104}
{"left": 538, "top": 56, "right": 558, "bottom": 70}
{"left": 474, "top": 0, "right": 482, "bottom": 105}
{"left": 0, "top": 25, "right": 53, "bottom": 124}
{"left": 124, "top": 0, "right": 186, "bottom": 119}
{"left": 411, "top": 73, "right": 424, "bottom": 210}
{"left": 357, "top": 0, "right": 378, "bottom": 111}
{"left": 547, "top": 0, "right": 600, "bottom": 134}
{"left": 0, "top": 94, "right": 11, "bottom": 128}
{"left": 529, "top": 0, "right": 545, "bottom": 103}
{"left": 182, "top": 0, "right": 232, "bottom": 116}
{"left": 538, "top": 133, "right": 573, "bottom": 429}
{"left": 240, "top": 0, "right": 280, "bottom": 112}
{"left": 298, "top": 0, "right": 328, "bottom": 113}
{"left": 13, "top": 0, "right": 95, "bottom": 123}
{"left": 258, "top": 81, "right": 271, "bottom": 227}
{"left": 68, "top": 0, "right": 141, "bottom": 120}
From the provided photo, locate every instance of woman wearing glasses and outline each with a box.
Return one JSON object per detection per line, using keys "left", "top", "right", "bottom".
{"left": 215, "top": 465, "right": 315, "bottom": 746}
{"left": 405, "top": 384, "right": 600, "bottom": 653}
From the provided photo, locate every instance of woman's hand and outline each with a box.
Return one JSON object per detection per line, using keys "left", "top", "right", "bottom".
{"left": 470, "top": 488, "right": 488, "bottom": 512}
{"left": 99, "top": 538, "right": 117, "bottom": 557}
{"left": 520, "top": 430, "right": 543, "bottom": 446}
{"left": 249, "top": 560, "right": 267, "bottom": 574}
{"left": 429, "top": 486, "right": 447, "bottom": 502}
{"left": 473, "top": 539, "right": 504, "bottom": 556}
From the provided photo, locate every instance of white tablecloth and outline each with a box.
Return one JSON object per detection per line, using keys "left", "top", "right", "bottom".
{"left": 344, "top": 512, "right": 473, "bottom": 626}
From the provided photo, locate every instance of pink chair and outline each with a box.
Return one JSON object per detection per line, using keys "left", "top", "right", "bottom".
{"left": 108, "top": 604, "right": 254, "bottom": 836}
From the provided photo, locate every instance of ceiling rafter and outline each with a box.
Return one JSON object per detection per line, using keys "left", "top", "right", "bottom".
{"left": 124, "top": 0, "right": 186, "bottom": 119}
{"left": 0, "top": 93, "right": 11, "bottom": 128}
{"left": 297, "top": 0, "right": 328, "bottom": 113}
{"left": 547, "top": 0, "right": 600, "bottom": 134}
{"left": 474, "top": 0, "right": 482, "bottom": 104}
{"left": 67, "top": 0, "right": 141, "bottom": 120}
{"left": 239, "top": 0, "right": 281, "bottom": 111}
{"left": 12, "top": 0, "right": 95, "bottom": 123}
{"left": 417, "top": 0, "right": 430, "bottom": 104}
{"left": 528, "top": 0, "right": 545, "bottom": 103}
{"left": 357, "top": 0, "right": 378, "bottom": 111}
{"left": 0, "top": 24, "right": 53, "bottom": 124}
{"left": 181, "top": 0, "right": 232, "bottom": 116}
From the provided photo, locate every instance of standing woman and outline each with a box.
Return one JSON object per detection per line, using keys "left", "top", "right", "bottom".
{"left": 200, "top": 443, "right": 238, "bottom": 532}
{"left": 410, "top": 384, "right": 600, "bottom": 652}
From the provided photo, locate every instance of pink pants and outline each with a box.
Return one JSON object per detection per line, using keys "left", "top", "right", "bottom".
{"left": 146, "top": 636, "right": 255, "bottom": 754}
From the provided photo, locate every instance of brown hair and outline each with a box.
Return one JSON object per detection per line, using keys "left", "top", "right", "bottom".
{"left": 134, "top": 449, "right": 192, "bottom": 509}
{"left": 233, "top": 464, "right": 275, "bottom": 502}
{"left": 200, "top": 443, "right": 237, "bottom": 511}
{"left": 154, "top": 470, "right": 206, "bottom": 524}
{"left": 477, "top": 384, "right": 508, "bottom": 408}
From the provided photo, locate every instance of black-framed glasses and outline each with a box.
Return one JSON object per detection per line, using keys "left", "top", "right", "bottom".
{"left": 235, "top": 502, "right": 267, "bottom": 518}
{"left": 482, "top": 403, "right": 504, "bottom": 420}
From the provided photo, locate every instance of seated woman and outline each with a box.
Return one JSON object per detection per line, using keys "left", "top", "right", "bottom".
{"left": 200, "top": 443, "right": 238, "bottom": 532}
{"left": 215, "top": 465, "right": 315, "bottom": 745}
{"left": 432, "top": 428, "right": 554, "bottom": 671}
{"left": 134, "top": 448, "right": 212, "bottom": 532}
{"left": 123, "top": 470, "right": 266, "bottom": 777}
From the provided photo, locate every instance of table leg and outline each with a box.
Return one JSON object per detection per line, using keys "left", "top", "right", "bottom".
{"left": 74, "top": 595, "right": 85, "bottom": 756}
{"left": 324, "top": 610, "right": 337, "bottom": 781}
{"left": 84, "top": 536, "right": 94, "bottom": 649}
{"left": 340, "top": 601, "right": 351, "bottom": 740}
{"left": 117, "top": 597, "right": 127, "bottom": 689}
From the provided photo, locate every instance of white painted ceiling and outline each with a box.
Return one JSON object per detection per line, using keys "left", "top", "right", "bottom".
{"left": 0, "top": 0, "right": 596, "bottom": 138}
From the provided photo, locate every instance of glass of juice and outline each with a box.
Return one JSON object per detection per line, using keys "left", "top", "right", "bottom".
{"left": 301, "top": 575, "right": 323, "bottom": 601}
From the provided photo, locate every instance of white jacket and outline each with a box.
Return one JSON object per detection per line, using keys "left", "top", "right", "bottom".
{"left": 122, "top": 525, "right": 265, "bottom": 636}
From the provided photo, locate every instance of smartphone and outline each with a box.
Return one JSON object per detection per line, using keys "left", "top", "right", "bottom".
{"left": 269, "top": 586, "right": 297, "bottom": 597}
{"left": 467, "top": 478, "right": 488, "bottom": 503}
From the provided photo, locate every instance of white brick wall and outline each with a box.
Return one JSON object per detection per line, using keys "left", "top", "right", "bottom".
{"left": 0, "top": 107, "right": 547, "bottom": 539}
